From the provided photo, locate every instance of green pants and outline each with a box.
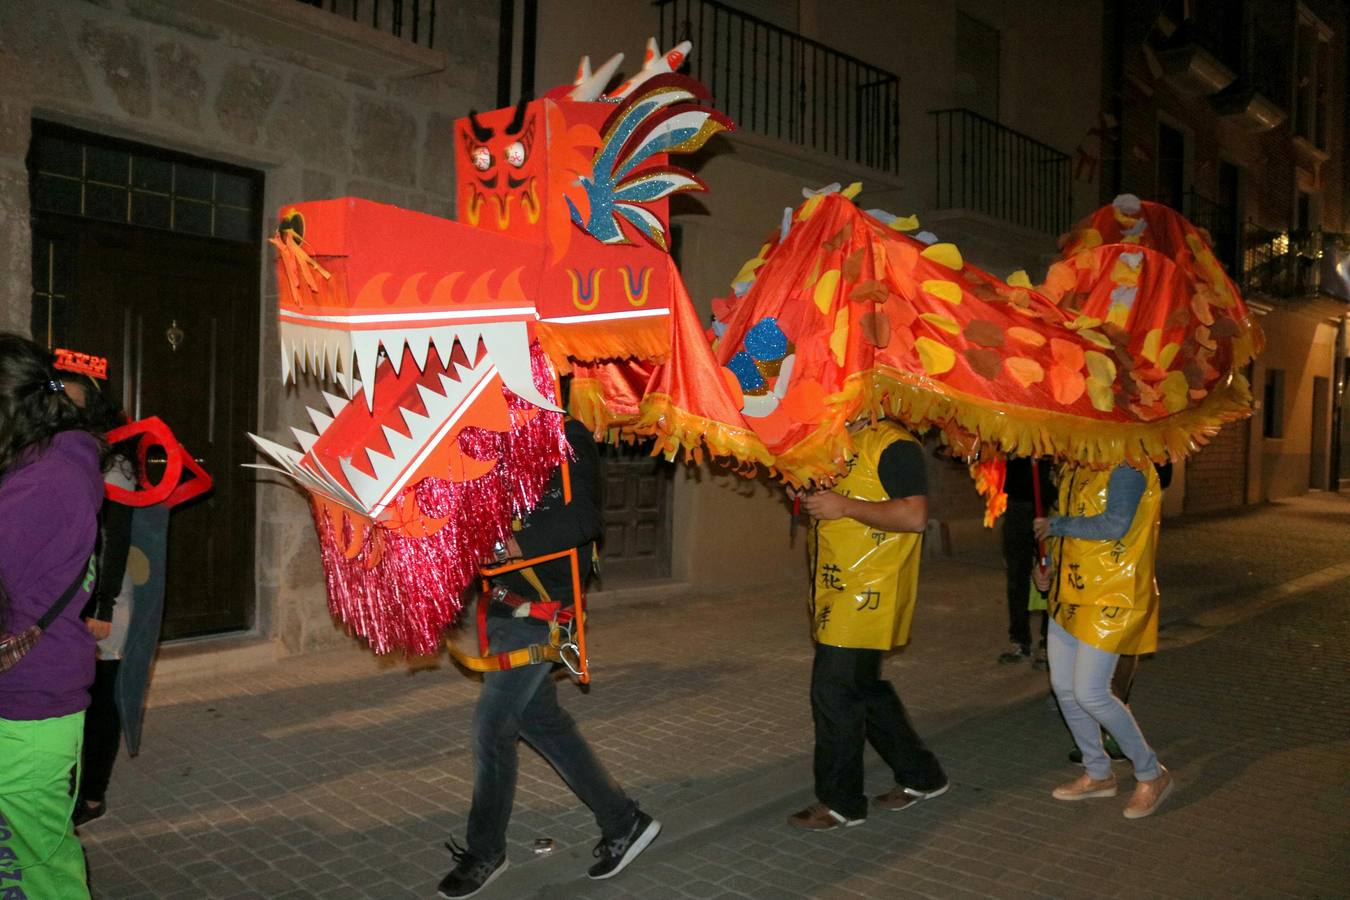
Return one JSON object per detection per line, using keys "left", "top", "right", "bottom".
{"left": 0, "top": 712, "right": 89, "bottom": 899}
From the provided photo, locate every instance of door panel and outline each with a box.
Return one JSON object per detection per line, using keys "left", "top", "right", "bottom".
{"left": 597, "top": 442, "right": 673, "bottom": 585}
{"left": 68, "top": 222, "right": 258, "bottom": 639}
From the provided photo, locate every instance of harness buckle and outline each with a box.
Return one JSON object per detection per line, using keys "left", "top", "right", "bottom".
{"left": 558, "top": 642, "right": 584, "bottom": 678}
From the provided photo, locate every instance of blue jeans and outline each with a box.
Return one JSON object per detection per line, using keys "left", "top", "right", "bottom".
{"left": 1047, "top": 618, "right": 1160, "bottom": 781}
{"left": 465, "top": 614, "right": 635, "bottom": 861}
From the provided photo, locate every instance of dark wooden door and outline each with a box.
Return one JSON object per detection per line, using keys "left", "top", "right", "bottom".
{"left": 597, "top": 442, "right": 674, "bottom": 585}
{"left": 44, "top": 219, "right": 259, "bottom": 639}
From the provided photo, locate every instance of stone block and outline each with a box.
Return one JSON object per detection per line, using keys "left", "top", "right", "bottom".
{"left": 419, "top": 110, "right": 455, "bottom": 200}
{"left": 0, "top": 166, "right": 33, "bottom": 335}
{"left": 0, "top": 6, "right": 92, "bottom": 103}
{"left": 264, "top": 71, "right": 349, "bottom": 171}
{"left": 153, "top": 41, "right": 206, "bottom": 130}
{"left": 344, "top": 178, "right": 407, "bottom": 209}
{"left": 351, "top": 97, "right": 417, "bottom": 187}
{"left": 300, "top": 168, "right": 337, "bottom": 201}
{"left": 0, "top": 53, "right": 32, "bottom": 160}
{"left": 215, "top": 61, "right": 283, "bottom": 147}
{"left": 78, "top": 20, "right": 151, "bottom": 117}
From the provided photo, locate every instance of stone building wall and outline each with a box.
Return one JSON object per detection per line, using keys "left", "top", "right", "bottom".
{"left": 0, "top": 0, "right": 501, "bottom": 653}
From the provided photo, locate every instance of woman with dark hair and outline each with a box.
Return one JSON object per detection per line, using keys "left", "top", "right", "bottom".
{"left": 0, "top": 333, "right": 105, "bottom": 898}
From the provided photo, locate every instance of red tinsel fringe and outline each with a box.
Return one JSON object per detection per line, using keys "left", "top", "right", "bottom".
{"left": 310, "top": 344, "right": 569, "bottom": 655}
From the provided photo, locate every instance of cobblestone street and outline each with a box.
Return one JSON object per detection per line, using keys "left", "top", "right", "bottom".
{"left": 81, "top": 493, "right": 1350, "bottom": 899}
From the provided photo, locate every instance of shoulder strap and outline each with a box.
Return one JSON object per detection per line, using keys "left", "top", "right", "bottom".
{"left": 35, "top": 558, "right": 91, "bottom": 632}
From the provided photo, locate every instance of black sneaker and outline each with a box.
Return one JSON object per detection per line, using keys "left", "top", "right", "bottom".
{"left": 438, "top": 839, "right": 508, "bottom": 899}
{"left": 587, "top": 810, "right": 661, "bottom": 880}
{"left": 998, "top": 643, "right": 1031, "bottom": 664}
{"left": 72, "top": 799, "right": 106, "bottom": 828}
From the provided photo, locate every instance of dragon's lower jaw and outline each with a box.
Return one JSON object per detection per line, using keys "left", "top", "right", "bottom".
{"left": 251, "top": 317, "right": 559, "bottom": 521}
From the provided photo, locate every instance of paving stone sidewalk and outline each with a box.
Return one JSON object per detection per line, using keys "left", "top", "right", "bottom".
{"left": 81, "top": 493, "right": 1350, "bottom": 899}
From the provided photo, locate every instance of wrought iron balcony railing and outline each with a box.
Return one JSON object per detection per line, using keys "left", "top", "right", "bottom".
{"left": 657, "top": 0, "right": 901, "bottom": 174}
{"left": 930, "top": 108, "right": 1072, "bottom": 235}
{"left": 1242, "top": 227, "right": 1350, "bottom": 300}
{"left": 297, "top": 0, "right": 436, "bottom": 49}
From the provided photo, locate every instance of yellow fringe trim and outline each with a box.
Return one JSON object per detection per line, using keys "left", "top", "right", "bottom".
{"left": 569, "top": 379, "right": 775, "bottom": 472}
{"left": 536, "top": 318, "right": 671, "bottom": 373}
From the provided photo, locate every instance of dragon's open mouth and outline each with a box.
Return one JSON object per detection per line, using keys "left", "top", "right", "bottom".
{"left": 251, "top": 316, "right": 557, "bottom": 520}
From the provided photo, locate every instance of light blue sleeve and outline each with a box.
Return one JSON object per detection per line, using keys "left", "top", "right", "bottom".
{"left": 1048, "top": 465, "right": 1145, "bottom": 541}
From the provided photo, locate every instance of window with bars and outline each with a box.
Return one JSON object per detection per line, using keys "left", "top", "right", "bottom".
{"left": 28, "top": 124, "right": 262, "bottom": 243}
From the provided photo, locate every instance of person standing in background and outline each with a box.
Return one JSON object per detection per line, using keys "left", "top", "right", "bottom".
{"left": 61, "top": 370, "right": 136, "bottom": 828}
{"left": 998, "top": 456, "right": 1056, "bottom": 668}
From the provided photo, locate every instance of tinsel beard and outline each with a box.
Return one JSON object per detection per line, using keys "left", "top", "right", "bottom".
{"left": 309, "top": 344, "right": 569, "bottom": 655}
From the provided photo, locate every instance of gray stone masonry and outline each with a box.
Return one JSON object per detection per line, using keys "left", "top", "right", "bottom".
{"left": 79, "top": 492, "right": 1350, "bottom": 898}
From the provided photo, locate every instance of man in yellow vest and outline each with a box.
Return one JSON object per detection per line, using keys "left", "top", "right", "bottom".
{"left": 787, "top": 419, "right": 948, "bottom": 830}
{"left": 1033, "top": 461, "right": 1174, "bottom": 819}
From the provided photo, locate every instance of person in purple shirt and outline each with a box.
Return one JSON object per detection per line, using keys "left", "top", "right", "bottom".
{"left": 0, "top": 333, "right": 106, "bottom": 898}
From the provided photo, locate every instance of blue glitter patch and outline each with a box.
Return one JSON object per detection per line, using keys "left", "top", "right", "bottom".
{"left": 727, "top": 352, "right": 766, "bottom": 392}
{"left": 745, "top": 318, "right": 788, "bottom": 361}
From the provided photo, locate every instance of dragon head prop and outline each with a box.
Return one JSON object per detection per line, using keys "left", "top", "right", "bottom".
{"left": 252, "top": 41, "right": 731, "bottom": 654}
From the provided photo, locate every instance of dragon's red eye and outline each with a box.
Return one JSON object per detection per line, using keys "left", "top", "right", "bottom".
{"left": 505, "top": 141, "right": 527, "bottom": 168}
{"left": 472, "top": 146, "right": 492, "bottom": 171}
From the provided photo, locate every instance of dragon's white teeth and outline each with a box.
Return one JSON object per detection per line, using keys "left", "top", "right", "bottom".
{"left": 431, "top": 326, "right": 458, "bottom": 368}
{"left": 280, "top": 343, "right": 293, "bottom": 383}
{"left": 383, "top": 335, "right": 405, "bottom": 375}
{"left": 306, "top": 405, "right": 334, "bottom": 434}
{"left": 321, "top": 390, "right": 348, "bottom": 417}
{"left": 249, "top": 433, "right": 301, "bottom": 468}
{"left": 437, "top": 372, "right": 466, "bottom": 401}
{"left": 338, "top": 457, "right": 383, "bottom": 510}
{"left": 407, "top": 332, "right": 432, "bottom": 371}
{"left": 352, "top": 333, "right": 382, "bottom": 409}
{"left": 290, "top": 426, "right": 319, "bottom": 453}
{"left": 363, "top": 446, "right": 403, "bottom": 485}
{"left": 399, "top": 405, "right": 433, "bottom": 438}
{"left": 482, "top": 321, "right": 560, "bottom": 412}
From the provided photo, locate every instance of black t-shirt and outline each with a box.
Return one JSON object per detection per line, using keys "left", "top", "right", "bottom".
{"left": 495, "top": 419, "right": 602, "bottom": 605}
{"left": 1003, "top": 456, "right": 1056, "bottom": 506}
{"left": 877, "top": 439, "right": 927, "bottom": 499}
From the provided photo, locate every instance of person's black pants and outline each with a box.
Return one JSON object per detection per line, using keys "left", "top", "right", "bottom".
{"left": 810, "top": 643, "right": 945, "bottom": 821}
{"left": 1002, "top": 500, "right": 1048, "bottom": 648}
{"left": 81, "top": 658, "right": 122, "bottom": 804}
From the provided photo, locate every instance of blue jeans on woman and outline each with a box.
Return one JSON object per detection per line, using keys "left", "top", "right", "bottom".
{"left": 465, "top": 614, "right": 636, "bottom": 862}
{"left": 1046, "top": 618, "right": 1160, "bottom": 781}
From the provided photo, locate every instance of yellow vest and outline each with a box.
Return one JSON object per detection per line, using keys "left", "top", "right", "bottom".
{"left": 811, "top": 423, "right": 923, "bottom": 650}
{"left": 1050, "top": 463, "right": 1161, "bottom": 655}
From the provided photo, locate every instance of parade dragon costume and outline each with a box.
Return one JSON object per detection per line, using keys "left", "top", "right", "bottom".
{"left": 690, "top": 187, "right": 1262, "bottom": 523}
{"left": 251, "top": 39, "right": 1259, "bottom": 658}
{"left": 251, "top": 40, "right": 758, "bottom": 656}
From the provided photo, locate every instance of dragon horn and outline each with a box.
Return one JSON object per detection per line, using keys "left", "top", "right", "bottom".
{"left": 606, "top": 39, "right": 693, "bottom": 100}
{"left": 567, "top": 52, "right": 624, "bottom": 101}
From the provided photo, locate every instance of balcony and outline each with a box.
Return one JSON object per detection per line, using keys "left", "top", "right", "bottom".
{"left": 188, "top": 0, "right": 443, "bottom": 78}
{"left": 657, "top": 0, "right": 901, "bottom": 174}
{"left": 930, "top": 109, "right": 1072, "bottom": 235}
{"left": 296, "top": 0, "right": 437, "bottom": 49}
{"left": 1241, "top": 227, "right": 1350, "bottom": 301}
